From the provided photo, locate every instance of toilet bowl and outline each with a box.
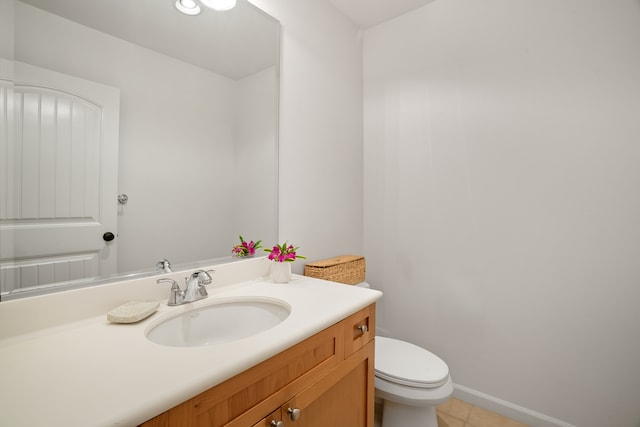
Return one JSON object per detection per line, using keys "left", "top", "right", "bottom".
{"left": 375, "top": 336, "right": 453, "bottom": 427}
{"left": 355, "top": 282, "right": 453, "bottom": 427}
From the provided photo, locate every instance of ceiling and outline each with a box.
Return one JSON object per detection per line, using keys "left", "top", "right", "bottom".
{"left": 18, "top": 0, "right": 279, "bottom": 80}
{"left": 16, "top": 0, "right": 436, "bottom": 79}
{"left": 327, "top": 0, "right": 437, "bottom": 29}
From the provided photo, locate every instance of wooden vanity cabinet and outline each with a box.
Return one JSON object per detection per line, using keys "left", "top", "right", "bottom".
{"left": 140, "top": 304, "right": 376, "bottom": 427}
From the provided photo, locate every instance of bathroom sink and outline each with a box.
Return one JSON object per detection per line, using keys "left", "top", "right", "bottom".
{"left": 146, "top": 298, "right": 291, "bottom": 347}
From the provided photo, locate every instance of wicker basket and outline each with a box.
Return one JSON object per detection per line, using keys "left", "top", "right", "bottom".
{"left": 304, "top": 255, "right": 365, "bottom": 285}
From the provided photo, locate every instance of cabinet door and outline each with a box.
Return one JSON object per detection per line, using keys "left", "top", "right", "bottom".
{"left": 282, "top": 341, "right": 374, "bottom": 427}
{"left": 343, "top": 305, "right": 375, "bottom": 358}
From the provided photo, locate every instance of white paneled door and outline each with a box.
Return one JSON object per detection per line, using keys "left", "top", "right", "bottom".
{"left": 0, "top": 61, "right": 120, "bottom": 295}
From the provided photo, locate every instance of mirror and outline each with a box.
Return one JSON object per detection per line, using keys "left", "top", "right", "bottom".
{"left": 0, "top": 0, "right": 280, "bottom": 300}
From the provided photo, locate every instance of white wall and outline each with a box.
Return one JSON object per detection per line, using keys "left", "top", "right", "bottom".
{"left": 250, "top": 0, "right": 364, "bottom": 270}
{"left": 363, "top": 1, "right": 640, "bottom": 426}
{"left": 0, "top": 0, "right": 13, "bottom": 60}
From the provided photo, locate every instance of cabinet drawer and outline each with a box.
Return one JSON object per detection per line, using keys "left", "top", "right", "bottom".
{"left": 252, "top": 408, "right": 282, "bottom": 427}
{"left": 343, "top": 304, "right": 375, "bottom": 358}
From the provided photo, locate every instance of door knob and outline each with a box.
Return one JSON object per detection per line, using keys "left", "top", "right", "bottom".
{"left": 270, "top": 421, "right": 284, "bottom": 427}
{"left": 103, "top": 232, "right": 115, "bottom": 242}
{"left": 287, "top": 407, "right": 301, "bottom": 421}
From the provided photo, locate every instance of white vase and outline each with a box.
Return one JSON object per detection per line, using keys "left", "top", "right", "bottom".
{"left": 270, "top": 262, "right": 292, "bottom": 283}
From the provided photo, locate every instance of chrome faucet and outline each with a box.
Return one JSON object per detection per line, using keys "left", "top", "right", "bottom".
{"left": 156, "top": 269, "right": 214, "bottom": 306}
{"left": 184, "top": 270, "right": 212, "bottom": 302}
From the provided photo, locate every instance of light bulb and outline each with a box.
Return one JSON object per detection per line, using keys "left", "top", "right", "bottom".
{"left": 175, "top": 0, "right": 201, "bottom": 15}
{"left": 199, "top": 0, "right": 237, "bottom": 11}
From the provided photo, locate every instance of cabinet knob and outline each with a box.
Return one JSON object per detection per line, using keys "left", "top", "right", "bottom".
{"left": 356, "top": 324, "right": 368, "bottom": 334}
{"left": 287, "top": 407, "right": 301, "bottom": 421}
{"left": 270, "top": 421, "right": 284, "bottom": 427}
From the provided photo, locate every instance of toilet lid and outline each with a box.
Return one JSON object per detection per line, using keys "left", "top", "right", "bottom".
{"left": 375, "top": 336, "right": 449, "bottom": 389}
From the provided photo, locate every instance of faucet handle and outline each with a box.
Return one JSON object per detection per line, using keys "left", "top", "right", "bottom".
{"left": 157, "top": 278, "right": 183, "bottom": 306}
{"left": 155, "top": 258, "right": 172, "bottom": 273}
{"left": 195, "top": 269, "right": 214, "bottom": 284}
{"left": 157, "top": 277, "right": 178, "bottom": 287}
{"left": 182, "top": 270, "right": 213, "bottom": 302}
{"left": 196, "top": 270, "right": 214, "bottom": 297}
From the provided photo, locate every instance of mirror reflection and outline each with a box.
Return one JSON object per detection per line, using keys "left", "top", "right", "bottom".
{"left": 0, "top": 0, "right": 280, "bottom": 299}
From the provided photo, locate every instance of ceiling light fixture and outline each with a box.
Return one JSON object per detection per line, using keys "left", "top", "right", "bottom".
{"left": 175, "top": 0, "right": 201, "bottom": 15}
{"left": 199, "top": 0, "right": 237, "bottom": 12}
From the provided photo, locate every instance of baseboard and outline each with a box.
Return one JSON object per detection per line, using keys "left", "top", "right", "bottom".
{"left": 452, "top": 383, "right": 575, "bottom": 427}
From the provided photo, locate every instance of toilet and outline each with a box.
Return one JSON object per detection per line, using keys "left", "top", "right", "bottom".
{"left": 375, "top": 336, "right": 453, "bottom": 427}
{"left": 356, "top": 282, "right": 453, "bottom": 427}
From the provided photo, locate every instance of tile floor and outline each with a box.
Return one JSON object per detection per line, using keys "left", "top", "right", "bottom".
{"left": 436, "top": 398, "right": 529, "bottom": 427}
{"left": 374, "top": 397, "right": 529, "bottom": 427}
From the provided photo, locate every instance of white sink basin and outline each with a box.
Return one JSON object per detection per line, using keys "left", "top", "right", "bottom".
{"left": 146, "top": 298, "right": 291, "bottom": 347}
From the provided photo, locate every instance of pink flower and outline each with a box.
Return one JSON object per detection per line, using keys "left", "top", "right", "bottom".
{"left": 246, "top": 241, "right": 257, "bottom": 255}
{"left": 264, "top": 242, "right": 306, "bottom": 262}
{"left": 232, "top": 236, "right": 262, "bottom": 257}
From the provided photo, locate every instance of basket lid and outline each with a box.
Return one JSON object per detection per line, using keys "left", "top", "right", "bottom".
{"left": 305, "top": 255, "right": 364, "bottom": 268}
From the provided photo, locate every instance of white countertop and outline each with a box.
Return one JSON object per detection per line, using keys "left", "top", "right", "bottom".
{"left": 0, "top": 269, "right": 381, "bottom": 427}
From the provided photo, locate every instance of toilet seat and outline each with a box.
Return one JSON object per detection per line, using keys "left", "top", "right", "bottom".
{"left": 375, "top": 336, "right": 449, "bottom": 389}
